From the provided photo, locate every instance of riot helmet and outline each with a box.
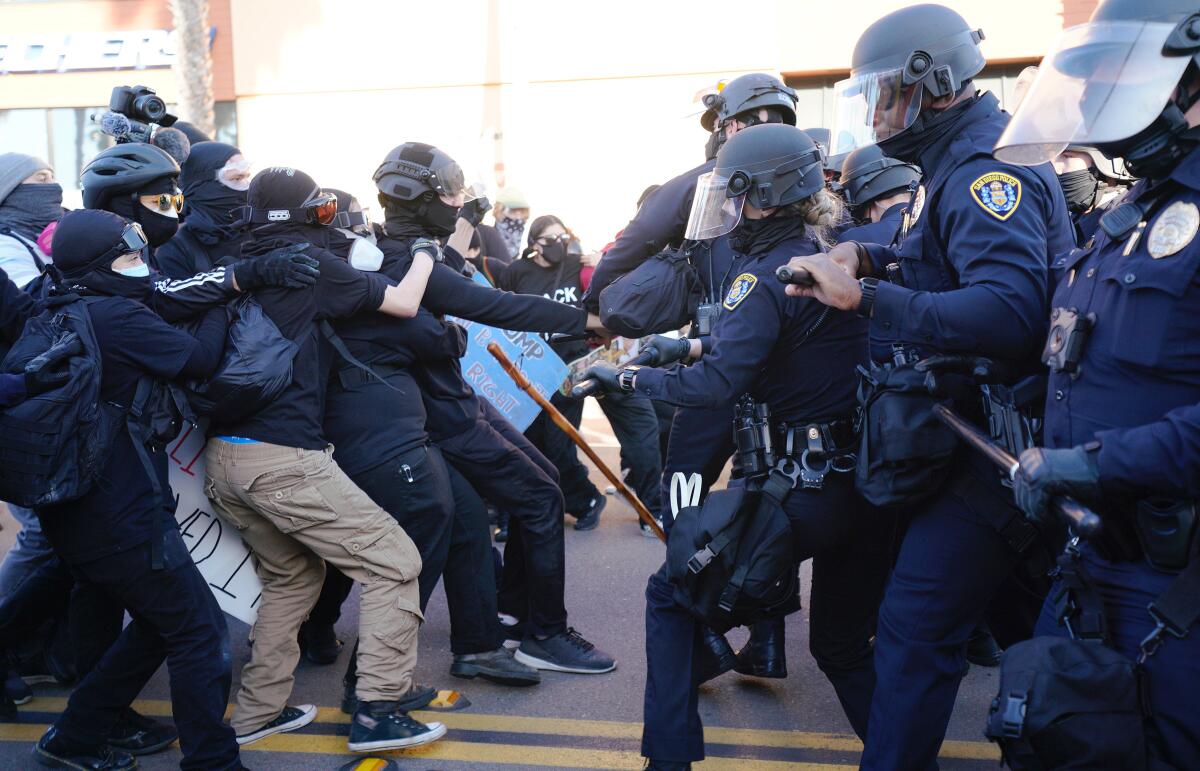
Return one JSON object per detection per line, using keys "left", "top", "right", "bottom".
{"left": 703, "top": 73, "right": 798, "bottom": 129}
{"left": 685, "top": 124, "right": 825, "bottom": 240}
{"left": 836, "top": 144, "right": 921, "bottom": 208}
{"left": 995, "top": 0, "right": 1200, "bottom": 178}
{"left": 829, "top": 4, "right": 986, "bottom": 156}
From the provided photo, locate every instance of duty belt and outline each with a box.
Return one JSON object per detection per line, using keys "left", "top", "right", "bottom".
{"left": 771, "top": 417, "right": 856, "bottom": 490}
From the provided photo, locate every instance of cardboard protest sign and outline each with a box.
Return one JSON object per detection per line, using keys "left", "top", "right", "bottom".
{"left": 166, "top": 424, "right": 261, "bottom": 625}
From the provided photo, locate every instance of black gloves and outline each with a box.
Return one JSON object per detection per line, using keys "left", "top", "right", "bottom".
{"left": 458, "top": 196, "right": 490, "bottom": 227}
{"left": 914, "top": 354, "right": 1007, "bottom": 396}
{"left": 643, "top": 335, "right": 691, "bottom": 367}
{"left": 581, "top": 362, "right": 622, "bottom": 395}
{"left": 1013, "top": 444, "right": 1102, "bottom": 524}
{"left": 24, "top": 335, "right": 83, "bottom": 396}
{"left": 410, "top": 238, "right": 444, "bottom": 263}
{"left": 234, "top": 243, "right": 320, "bottom": 290}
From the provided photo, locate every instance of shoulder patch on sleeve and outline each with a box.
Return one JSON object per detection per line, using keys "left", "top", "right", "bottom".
{"left": 969, "top": 171, "right": 1022, "bottom": 221}
{"left": 722, "top": 272, "right": 758, "bottom": 310}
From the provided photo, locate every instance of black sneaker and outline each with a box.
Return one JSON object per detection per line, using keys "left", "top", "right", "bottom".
{"left": 34, "top": 727, "right": 136, "bottom": 770}
{"left": 573, "top": 496, "right": 606, "bottom": 531}
{"left": 644, "top": 760, "right": 692, "bottom": 770}
{"left": 347, "top": 701, "right": 446, "bottom": 753}
{"left": 450, "top": 647, "right": 540, "bottom": 686}
{"left": 298, "top": 621, "right": 343, "bottom": 666}
{"left": 107, "top": 708, "right": 177, "bottom": 756}
{"left": 341, "top": 681, "right": 436, "bottom": 716}
{"left": 515, "top": 628, "right": 616, "bottom": 674}
{"left": 235, "top": 704, "right": 316, "bottom": 746}
{"left": 4, "top": 666, "right": 31, "bottom": 706}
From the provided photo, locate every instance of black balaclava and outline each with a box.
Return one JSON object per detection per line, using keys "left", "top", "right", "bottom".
{"left": 52, "top": 208, "right": 156, "bottom": 303}
{"left": 382, "top": 193, "right": 458, "bottom": 239}
{"left": 107, "top": 175, "right": 180, "bottom": 247}
{"left": 180, "top": 141, "right": 246, "bottom": 246}
{"left": 422, "top": 195, "right": 459, "bottom": 237}
{"left": 730, "top": 210, "right": 808, "bottom": 257}
{"left": 1058, "top": 169, "right": 1101, "bottom": 215}
{"left": 525, "top": 215, "right": 568, "bottom": 265}
{"left": 878, "top": 91, "right": 982, "bottom": 167}
{"left": 0, "top": 183, "right": 63, "bottom": 241}
{"left": 241, "top": 166, "right": 325, "bottom": 257}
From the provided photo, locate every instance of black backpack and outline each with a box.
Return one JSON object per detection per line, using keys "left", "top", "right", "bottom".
{"left": 667, "top": 464, "right": 799, "bottom": 633}
{"left": 598, "top": 248, "right": 702, "bottom": 338}
{"left": 187, "top": 294, "right": 299, "bottom": 423}
{"left": 0, "top": 295, "right": 119, "bottom": 507}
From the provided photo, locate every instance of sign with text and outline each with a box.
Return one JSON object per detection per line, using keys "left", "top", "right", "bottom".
{"left": 448, "top": 273, "right": 569, "bottom": 432}
{"left": 166, "top": 424, "right": 261, "bottom": 625}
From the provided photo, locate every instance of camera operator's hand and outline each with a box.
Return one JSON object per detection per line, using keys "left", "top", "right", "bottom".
{"left": 643, "top": 335, "right": 692, "bottom": 366}
{"left": 581, "top": 362, "right": 622, "bottom": 395}
{"left": 235, "top": 243, "right": 320, "bottom": 290}
{"left": 24, "top": 336, "right": 83, "bottom": 396}
{"left": 915, "top": 354, "right": 1008, "bottom": 395}
{"left": 1014, "top": 445, "right": 1101, "bottom": 524}
{"left": 458, "top": 197, "right": 490, "bottom": 227}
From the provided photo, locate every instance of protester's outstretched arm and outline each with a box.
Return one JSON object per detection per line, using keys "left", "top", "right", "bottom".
{"left": 378, "top": 250, "right": 434, "bottom": 319}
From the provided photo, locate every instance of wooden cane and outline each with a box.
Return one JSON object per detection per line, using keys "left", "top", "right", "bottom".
{"left": 486, "top": 342, "right": 666, "bottom": 543}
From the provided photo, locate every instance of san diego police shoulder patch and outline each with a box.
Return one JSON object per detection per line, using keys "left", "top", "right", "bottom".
{"left": 969, "top": 172, "right": 1022, "bottom": 221}
{"left": 723, "top": 272, "right": 758, "bottom": 310}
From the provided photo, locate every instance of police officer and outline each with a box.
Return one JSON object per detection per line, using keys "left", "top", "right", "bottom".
{"left": 1052, "top": 144, "right": 1135, "bottom": 246}
{"left": 587, "top": 124, "right": 892, "bottom": 770}
{"left": 834, "top": 144, "right": 919, "bottom": 246}
{"left": 996, "top": 0, "right": 1200, "bottom": 765}
{"left": 785, "top": 5, "right": 1074, "bottom": 768}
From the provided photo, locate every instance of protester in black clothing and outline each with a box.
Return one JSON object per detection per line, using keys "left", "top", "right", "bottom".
{"left": 81, "top": 144, "right": 186, "bottom": 252}
{"left": 156, "top": 142, "right": 251, "bottom": 278}
{"left": 26, "top": 209, "right": 243, "bottom": 771}
{"left": 491, "top": 215, "right": 664, "bottom": 533}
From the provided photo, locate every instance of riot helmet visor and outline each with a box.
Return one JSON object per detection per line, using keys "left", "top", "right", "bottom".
{"left": 685, "top": 171, "right": 745, "bottom": 240}
{"left": 829, "top": 68, "right": 924, "bottom": 156}
{"left": 995, "top": 21, "right": 1189, "bottom": 165}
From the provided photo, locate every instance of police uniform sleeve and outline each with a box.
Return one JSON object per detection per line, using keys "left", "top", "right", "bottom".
{"left": 0, "top": 373, "right": 27, "bottom": 407}
{"left": 870, "top": 162, "right": 1051, "bottom": 359}
{"left": 1094, "top": 403, "right": 1200, "bottom": 499}
{"left": 421, "top": 261, "right": 587, "bottom": 334}
{"left": 585, "top": 161, "right": 713, "bottom": 312}
{"left": 633, "top": 264, "right": 782, "bottom": 408}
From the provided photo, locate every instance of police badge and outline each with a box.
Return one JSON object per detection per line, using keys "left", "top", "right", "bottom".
{"left": 1147, "top": 201, "right": 1199, "bottom": 259}
{"left": 970, "top": 172, "right": 1022, "bottom": 221}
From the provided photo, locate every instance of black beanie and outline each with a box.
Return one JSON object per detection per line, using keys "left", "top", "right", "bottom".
{"left": 248, "top": 167, "right": 319, "bottom": 212}
{"left": 52, "top": 209, "right": 130, "bottom": 278}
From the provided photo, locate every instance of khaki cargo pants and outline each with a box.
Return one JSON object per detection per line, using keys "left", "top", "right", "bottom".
{"left": 203, "top": 439, "right": 422, "bottom": 734}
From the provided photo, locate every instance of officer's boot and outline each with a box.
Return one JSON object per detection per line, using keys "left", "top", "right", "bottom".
{"left": 734, "top": 618, "right": 787, "bottom": 678}
{"left": 965, "top": 622, "right": 1003, "bottom": 668}
{"left": 694, "top": 626, "right": 736, "bottom": 683}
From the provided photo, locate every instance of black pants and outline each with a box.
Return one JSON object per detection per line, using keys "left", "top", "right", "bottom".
{"left": 440, "top": 464, "right": 504, "bottom": 654}
{"left": 54, "top": 527, "right": 240, "bottom": 771}
{"left": 437, "top": 401, "right": 567, "bottom": 638}
{"left": 660, "top": 404, "right": 736, "bottom": 534}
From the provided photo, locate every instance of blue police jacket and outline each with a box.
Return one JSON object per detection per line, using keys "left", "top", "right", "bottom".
{"left": 632, "top": 232, "right": 866, "bottom": 423}
{"left": 1045, "top": 145, "right": 1200, "bottom": 501}
{"left": 837, "top": 202, "right": 906, "bottom": 248}
{"left": 859, "top": 93, "right": 1074, "bottom": 364}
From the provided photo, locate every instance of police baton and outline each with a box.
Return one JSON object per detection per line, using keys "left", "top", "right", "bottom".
{"left": 486, "top": 342, "right": 666, "bottom": 542}
{"left": 932, "top": 404, "right": 1103, "bottom": 538}
{"left": 570, "top": 347, "right": 658, "bottom": 399}
{"left": 775, "top": 265, "right": 815, "bottom": 286}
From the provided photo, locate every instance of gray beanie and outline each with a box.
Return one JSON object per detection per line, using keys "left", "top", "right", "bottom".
{"left": 0, "top": 153, "right": 51, "bottom": 205}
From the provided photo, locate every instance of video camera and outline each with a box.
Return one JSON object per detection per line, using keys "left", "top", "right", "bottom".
{"left": 93, "top": 85, "right": 178, "bottom": 144}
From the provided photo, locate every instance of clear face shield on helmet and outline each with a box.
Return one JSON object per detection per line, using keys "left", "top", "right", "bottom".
{"left": 829, "top": 67, "right": 925, "bottom": 156}
{"left": 994, "top": 20, "right": 1192, "bottom": 166}
{"left": 685, "top": 171, "right": 746, "bottom": 240}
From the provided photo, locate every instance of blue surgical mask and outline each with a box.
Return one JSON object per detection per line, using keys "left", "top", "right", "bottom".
{"left": 115, "top": 264, "right": 151, "bottom": 278}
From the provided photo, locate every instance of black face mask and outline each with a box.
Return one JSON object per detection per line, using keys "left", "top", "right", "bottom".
{"left": 74, "top": 266, "right": 156, "bottom": 304}
{"left": 134, "top": 207, "right": 180, "bottom": 247}
{"left": 729, "top": 214, "right": 807, "bottom": 256}
{"left": 704, "top": 130, "right": 724, "bottom": 161}
{"left": 1095, "top": 98, "right": 1200, "bottom": 181}
{"left": 421, "top": 196, "right": 459, "bottom": 238}
{"left": 878, "top": 93, "right": 982, "bottom": 166}
{"left": 1057, "top": 169, "right": 1101, "bottom": 215}
{"left": 539, "top": 241, "right": 568, "bottom": 265}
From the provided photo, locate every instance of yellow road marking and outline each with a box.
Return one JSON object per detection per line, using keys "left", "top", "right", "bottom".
{"left": 13, "top": 697, "right": 999, "bottom": 762}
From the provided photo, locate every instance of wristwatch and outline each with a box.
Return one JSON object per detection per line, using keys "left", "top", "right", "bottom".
{"left": 857, "top": 277, "right": 879, "bottom": 319}
{"left": 617, "top": 365, "right": 643, "bottom": 393}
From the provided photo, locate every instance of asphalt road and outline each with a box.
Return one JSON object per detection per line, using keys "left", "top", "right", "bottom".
{"left": 0, "top": 402, "right": 1004, "bottom": 770}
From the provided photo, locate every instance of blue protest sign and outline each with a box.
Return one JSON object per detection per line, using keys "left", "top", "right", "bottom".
{"left": 448, "top": 273, "right": 568, "bottom": 432}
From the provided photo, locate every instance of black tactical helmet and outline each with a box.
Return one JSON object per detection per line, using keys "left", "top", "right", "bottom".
{"left": 704, "top": 73, "right": 798, "bottom": 128}
{"left": 373, "top": 142, "right": 467, "bottom": 202}
{"left": 81, "top": 143, "right": 180, "bottom": 210}
{"left": 830, "top": 4, "right": 985, "bottom": 156}
{"left": 996, "top": 0, "right": 1200, "bottom": 178}
{"left": 685, "top": 125, "right": 824, "bottom": 240}
{"left": 837, "top": 145, "right": 921, "bottom": 207}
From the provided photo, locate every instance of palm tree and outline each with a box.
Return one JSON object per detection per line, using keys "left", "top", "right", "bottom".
{"left": 170, "top": 0, "right": 215, "bottom": 138}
